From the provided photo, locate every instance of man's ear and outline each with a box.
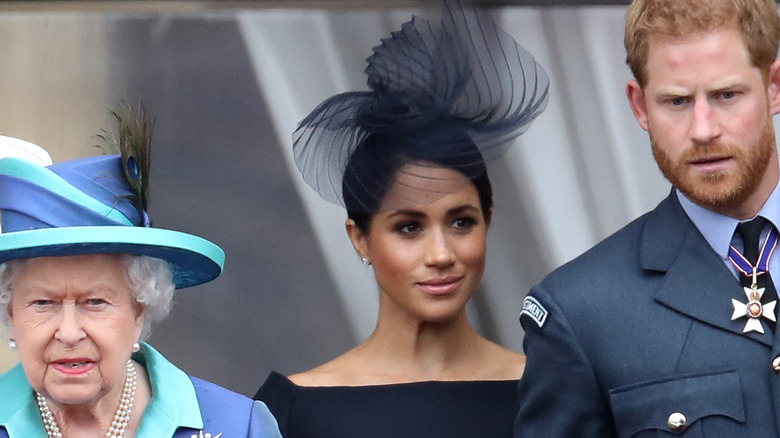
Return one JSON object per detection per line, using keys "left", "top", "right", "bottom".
{"left": 767, "top": 59, "right": 780, "bottom": 116}
{"left": 626, "top": 79, "right": 650, "bottom": 131}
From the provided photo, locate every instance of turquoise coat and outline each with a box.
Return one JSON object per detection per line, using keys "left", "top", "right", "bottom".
{"left": 0, "top": 343, "right": 280, "bottom": 438}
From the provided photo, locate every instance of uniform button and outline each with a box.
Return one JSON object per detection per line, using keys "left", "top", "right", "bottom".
{"left": 667, "top": 412, "right": 686, "bottom": 431}
{"left": 773, "top": 357, "right": 780, "bottom": 374}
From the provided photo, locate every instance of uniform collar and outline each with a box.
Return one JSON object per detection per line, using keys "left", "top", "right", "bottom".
{"left": 677, "top": 182, "right": 780, "bottom": 260}
{"left": 0, "top": 342, "right": 203, "bottom": 437}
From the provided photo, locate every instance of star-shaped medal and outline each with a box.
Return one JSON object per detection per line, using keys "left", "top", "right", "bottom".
{"left": 731, "top": 285, "right": 777, "bottom": 334}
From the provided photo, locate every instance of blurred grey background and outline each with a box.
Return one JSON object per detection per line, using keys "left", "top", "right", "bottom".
{"left": 0, "top": 0, "right": 744, "bottom": 397}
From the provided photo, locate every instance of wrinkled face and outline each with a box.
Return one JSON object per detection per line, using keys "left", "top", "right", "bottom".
{"left": 628, "top": 25, "right": 780, "bottom": 218}
{"left": 350, "top": 164, "right": 488, "bottom": 323}
{"left": 7, "top": 254, "right": 144, "bottom": 408}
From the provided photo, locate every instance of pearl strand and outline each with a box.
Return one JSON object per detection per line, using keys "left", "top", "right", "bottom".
{"left": 36, "top": 359, "right": 137, "bottom": 438}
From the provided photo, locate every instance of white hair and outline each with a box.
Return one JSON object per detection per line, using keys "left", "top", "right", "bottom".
{"left": 0, "top": 254, "right": 175, "bottom": 341}
{"left": 0, "top": 260, "right": 24, "bottom": 330}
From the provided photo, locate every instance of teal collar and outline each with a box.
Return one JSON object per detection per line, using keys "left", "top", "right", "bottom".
{"left": 0, "top": 342, "right": 203, "bottom": 437}
{"left": 0, "top": 364, "right": 47, "bottom": 436}
{"left": 134, "top": 343, "right": 203, "bottom": 436}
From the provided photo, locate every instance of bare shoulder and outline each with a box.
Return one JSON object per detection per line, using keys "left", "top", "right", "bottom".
{"left": 287, "top": 352, "right": 360, "bottom": 387}
{"left": 478, "top": 340, "right": 526, "bottom": 380}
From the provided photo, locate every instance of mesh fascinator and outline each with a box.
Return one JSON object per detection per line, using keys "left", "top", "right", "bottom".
{"left": 0, "top": 105, "right": 224, "bottom": 288}
{"left": 293, "top": 0, "right": 550, "bottom": 212}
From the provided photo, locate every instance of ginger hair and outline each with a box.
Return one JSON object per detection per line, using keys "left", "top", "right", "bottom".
{"left": 625, "top": 0, "right": 780, "bottom": 87}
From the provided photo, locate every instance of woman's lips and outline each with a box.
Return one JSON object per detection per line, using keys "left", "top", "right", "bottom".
{"left": 417, "top": 276, "right": 463, "bottom": 295}
{"left": 51, "top": 359, "right": 96, "bottom": 376}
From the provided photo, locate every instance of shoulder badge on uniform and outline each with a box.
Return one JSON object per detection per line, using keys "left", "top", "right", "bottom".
{"left": 520, "top": 296, "right": 548, "bottom": 328}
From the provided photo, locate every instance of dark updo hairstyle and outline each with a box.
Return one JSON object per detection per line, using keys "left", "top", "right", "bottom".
{"left": 290, "top": 3, "right": 549, "bottom": 228}
{"left": 342, "top": 119, "right": 493, "bottom": 234}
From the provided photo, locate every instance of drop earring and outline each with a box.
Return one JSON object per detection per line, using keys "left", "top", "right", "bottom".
{"left": 9, "top": 339, "right": 16, "bottom": 351}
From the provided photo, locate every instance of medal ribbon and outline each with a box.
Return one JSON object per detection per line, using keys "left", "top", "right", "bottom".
{"left": 729, "top": 225, "right": 779, "bottom": 277}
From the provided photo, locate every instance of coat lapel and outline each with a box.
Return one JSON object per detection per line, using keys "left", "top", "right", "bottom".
{"left": 643, "top": 192, "right": 773, "bottom": 347}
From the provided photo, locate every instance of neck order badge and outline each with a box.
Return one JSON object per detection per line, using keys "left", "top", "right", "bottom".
{"left": 729, "top": 218, "right": 779, "bottom": 334}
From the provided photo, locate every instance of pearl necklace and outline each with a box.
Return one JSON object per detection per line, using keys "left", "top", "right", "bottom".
{"left": 36, "top": 359, "right": 137, "bottom": 438}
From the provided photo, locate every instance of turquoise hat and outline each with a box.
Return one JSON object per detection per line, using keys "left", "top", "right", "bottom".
{"left": 0, "top": 154, "right": 224, "bottom": 289}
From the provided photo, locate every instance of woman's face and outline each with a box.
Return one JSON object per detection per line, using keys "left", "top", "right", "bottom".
{"left": 7, "top": 253, "right": 144, "bottom": 408}
{"left": 348, "top": 164, "right": 489, "bottom": 323}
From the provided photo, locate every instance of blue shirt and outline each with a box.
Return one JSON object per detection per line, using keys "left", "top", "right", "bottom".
{"left": 677, "top": 183, "right": 780, "bottom": 281}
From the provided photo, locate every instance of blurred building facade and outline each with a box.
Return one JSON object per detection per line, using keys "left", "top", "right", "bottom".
{"left": 0, "top": 2, "right": 719, "bottom": 396}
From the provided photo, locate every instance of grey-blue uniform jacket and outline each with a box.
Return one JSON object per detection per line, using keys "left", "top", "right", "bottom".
{"left": 516, "top": 192, "right": 780, "bottom": 437}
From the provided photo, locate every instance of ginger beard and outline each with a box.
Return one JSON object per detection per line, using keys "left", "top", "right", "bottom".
{"left": 651, "top": 117, "right": 777, "bottom": 213}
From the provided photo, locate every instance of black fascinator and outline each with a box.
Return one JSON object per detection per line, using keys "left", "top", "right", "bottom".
{"left": 293, "top": 0, "right": 550, "bottom": 212}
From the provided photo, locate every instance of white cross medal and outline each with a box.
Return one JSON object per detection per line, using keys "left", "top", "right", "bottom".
{"left": 731, "top": 270, "right": 777, "bottom": 334}
{"left": 729, "top": 225, "right": 779, "bottom": 334}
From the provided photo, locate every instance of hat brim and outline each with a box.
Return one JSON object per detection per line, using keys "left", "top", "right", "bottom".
{"left": 0, "top": 226, "right": 224, "bottom": 289}
{"left": 0, "top": 135, "right": 53, "bottom": 165}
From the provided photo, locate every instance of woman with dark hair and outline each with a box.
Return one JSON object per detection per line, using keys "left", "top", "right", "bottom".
{"left": 255, "top": 2, "right": 549, "bottom": 437}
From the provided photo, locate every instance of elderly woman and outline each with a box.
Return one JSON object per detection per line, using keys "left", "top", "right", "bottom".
{"left": 254, "top": 2, "right": 549, "bottom": 437}
{"left": 0, "top": 113, "right": 281, "bottom": 437}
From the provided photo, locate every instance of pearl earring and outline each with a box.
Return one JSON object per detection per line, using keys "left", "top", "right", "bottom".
{"left": 132, "top": 342, "right": 140, "bottom": 353}
{"left": 9, "top": 339, "right": 16, "bottom": 351}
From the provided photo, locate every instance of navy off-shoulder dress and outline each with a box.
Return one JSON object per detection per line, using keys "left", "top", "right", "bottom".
{"left": 255, "top": 371, "right": 519, "bottom": 438}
